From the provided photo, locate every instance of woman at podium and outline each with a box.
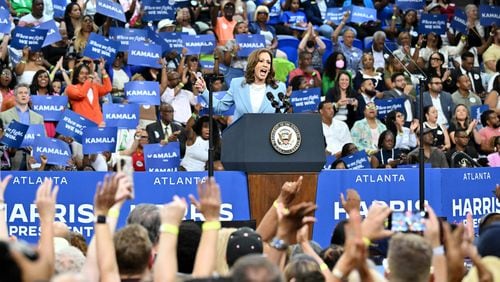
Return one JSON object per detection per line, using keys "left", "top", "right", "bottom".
{"left": 195, "top": 48, "right": 287, "bottom": 122}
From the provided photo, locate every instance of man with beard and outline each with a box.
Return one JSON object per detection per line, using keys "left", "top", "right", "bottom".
{"left": 446, "top": 128, "right": 479, "bottom": 167}
{"left": 383, "top": 72, "right": 416, "bottom": 126}
{"left": 479, "top": 110, "right": 500, "bottom": 153}
{"left": 356, "top": 79, "right": 382, "bottom": 119}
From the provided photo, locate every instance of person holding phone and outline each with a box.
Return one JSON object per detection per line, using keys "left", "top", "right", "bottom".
{"left": 195, "top": 48, "right": 286, "bottom": 123}
{"left": 66, "top": 58, "right": 111, "bottom": 125}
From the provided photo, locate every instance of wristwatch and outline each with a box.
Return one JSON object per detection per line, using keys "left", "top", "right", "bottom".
{"left": 269, "top": 237, "right": 289, "bottom": 250}
{"left": 94, "top": 215, "right": 107, "bottom": 224}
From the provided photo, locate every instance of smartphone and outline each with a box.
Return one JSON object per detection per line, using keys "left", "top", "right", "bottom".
{"left": 387, "top": 211, "right": 428, "bottom": 232}
{"left": 116, "top": 156, "right": 135, "bottom": 199}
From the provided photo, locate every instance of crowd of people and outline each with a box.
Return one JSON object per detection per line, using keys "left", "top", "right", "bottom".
{"left": 0, "top": 0, "right": 499, "bottom": 171}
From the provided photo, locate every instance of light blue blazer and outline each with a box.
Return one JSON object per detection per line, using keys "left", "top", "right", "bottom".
{"left": 201, "top": 77, "right": 287, "bottom": 122}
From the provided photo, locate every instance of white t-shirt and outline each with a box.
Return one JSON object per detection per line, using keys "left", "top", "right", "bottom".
{"left": 322, "top": 119, "right": 353, "bottom": 155}
{"left": 249, "top": 84, "right": 266, "bottom": 113}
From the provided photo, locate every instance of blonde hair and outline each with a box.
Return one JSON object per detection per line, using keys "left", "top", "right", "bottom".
{"left": 253, "top": 5, "right": 269, "bottom": 22}
{"left": 214, "top": 227, "right": 237, "bottom": 275}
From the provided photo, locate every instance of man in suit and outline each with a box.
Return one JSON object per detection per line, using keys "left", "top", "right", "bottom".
{"left": 0, "top": 83, "right": 45, "bottom": 170}
{"left": 145, "top": 103, "right": 186, "bottom": 155}
{"left": 416, "top": 76, "right": 455, "bottom": 127}
{"left": 383, "top": 72, "right": 417, "bottom": 126}
{"left": 451, "top": 51, "right": 486, "bottom": 98}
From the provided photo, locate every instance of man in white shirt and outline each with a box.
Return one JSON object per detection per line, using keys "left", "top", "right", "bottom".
{"left": 18, "top": 0, "right": 52, "bottom": 27}
{"left": 319, "top": 101, "right": 352, "bottom": 157}
{"left": 160, "top": 71, "right": 198, "bottom": 125}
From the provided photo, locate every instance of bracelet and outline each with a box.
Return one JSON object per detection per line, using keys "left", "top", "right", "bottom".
{"left": 191, "top": 113, "right": 198, "bottom": 120}
{"left": 466, "top": 129, "right": 471, "bottom": 135}
{"left": 160, "top": 223, "right": 179, "bottom": 235}
{"left": 107, "top": 208, "right": 120, "bottom": 218}
{"left": 362, "top": 236, "right": 372, "bottom": 247}
{"left": 319, "top": 263, "right": 329, "bottom": 271}
{"left": 392, "top": 15, "right": 397, "bottom": 20}
{"left": 178, "top": 82, "right": 185, "bottom": 88}
{"left": 202, "top": 221, "right": 221, "bottom": 231}
{"left": 461, "top": 35, "right": 467, "bottom": 41}
{"left": 19, "top": 60, "right": 27, "bottom": 64}
{"left": 415, "top": 44, "right": 420, "bottom": 48}
{"left": 102, "top": 74, "right": 109, "bottom": 78}
{"left": 332, "top": 268, "right": 345, "bottom": 279}
{"left": 433, "top": 245, "right": 444, "bottom": 256}
{"left": 273, "top": 200, "right": 289, "bottom": 214}
{"left": 490, "top": 32, "right": 495, "bottom": 37}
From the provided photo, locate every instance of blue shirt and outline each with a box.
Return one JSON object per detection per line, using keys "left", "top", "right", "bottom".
{"left": 333, "top": 42, "right": 363, "bottom": 74}
{"left": 16, "top": 106, "right": 30, "bottom": 125}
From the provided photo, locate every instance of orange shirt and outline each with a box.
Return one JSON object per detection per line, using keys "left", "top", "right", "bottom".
{"left": 66, "top": 77, "right": 112, "bottom": 124}
{"left": 215, "top": 17, "right": 237, "bottom": 46}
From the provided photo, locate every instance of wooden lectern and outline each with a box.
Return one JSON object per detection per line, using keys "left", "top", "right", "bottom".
{"left": 221, "top": 114, "right": 325, "bottom": 225}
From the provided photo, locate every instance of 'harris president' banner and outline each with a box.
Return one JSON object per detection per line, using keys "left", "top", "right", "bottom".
{"left": 127, "top": 42, "right": 162, "bottom": 69}
{"left": 395, "top": 0, "right": 425, "bottom": 11}
{"left": 182, "top": 34, "right": 216, "bottom": 55}
{"left": 235, "top": 34, "right": 266, "bottom": 57}
{"left": 142, "top": 0, "right": 177, "bottom": 21}
{"left": 83, "top": 33, "right": 120, "bottom": 61}
{"left": 96, "top": 0, "right": 126, "bottom": 22}
{"left": 109, "top": 28, "right": 148, "bottom": 52}
{"left": 349, "top": 6, "right": 377, "bottom": 23}
{"left": 55, "top": 109, "right": 98, "bottom": 143}
{"left": 0, "top": 7, "right": 10, "bottom": 34}
{"left": 35, "top": 20, "right": 62, "bottom": 47}
{"left": 290, "top": 88, "right": 321, "bottom": 113}
{"left": 125, "top": 81, "right": 161, "bottom": 105}
{"left": 103, "top": 103, "right": 140, "bottom": 129}
{"left": 31, "top": 95, "right": 68, "bottom": 121}
{"left": 159, "top": 32, "right": 187, "bottom": 53}
{"left": 341, "top": 150, "right": 371, "bottom": 169}
{"left": 451, "top": 9, "right": 468, "bottom": 34}
{"left": 82, "top": 127, "right": 118, "bottom": 154}
{"left": 479, "top": 5, "right": 500, "bottom": 27}
{"left": 143, "top": 142, "right": 181, "bottom": 172}
{"left": 374, "top": 98, "right": 405, "bottom": 120}
{"left": 52, "top": 0, "right": 68, "bottom": 18}
{"left": 325, "top": 7, "right": 350, "bottom": 24}
{"left": 198, "top": 91, "right": 235, "bottom": 116}
{"left": 0, "top": 120, "right": 29, "bottom": 148}
{"left": 33, "top": 137, "right": 71, "bottom": 166}
{"left": 11, "top": 27, "right": 48, "bottom": 51}
{"left": 20, "top": 124, "right": 45, "bottom": 148}
{"left": 2, "top": 171, "right": 250, "bottom": 243}
{"left": 419, "top": 14, "right": 447, "bottom": 35}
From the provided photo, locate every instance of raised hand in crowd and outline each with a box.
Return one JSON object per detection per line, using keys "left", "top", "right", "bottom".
{"left": 296, "top": 224, "right": 335, "bottom": 282}
{"left": 10, "top": 178, "right": 59, "bottom": 282}
{"left": 154, "top": 196, "right": 188, "bottom": 282}
{"left": 360, "top": 201, "right": 393, "bottom": 241}
{"left": 0, "top": 175, "right": 13, "bottom": 240}
{"left": 423, "top": 204, "right": 447, "bottom": 282}
{"left": 340, "top": 188, "right": 360, "bottom": 213}
{"left": 189, "top": 177, "right": 222, "bottom": 277}
{"left": 443, "top": 223, "right": 466, "bottom": 282}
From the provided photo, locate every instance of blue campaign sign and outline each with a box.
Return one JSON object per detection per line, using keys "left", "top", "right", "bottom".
{"left": 124, "top": 81, "right": 161, "bottom": 105}
{"left": 96, "top": 0, "right": 126, "bottom": 22}
{"left": 11, "top": 27, "right": 48, "bottom": 51}
{"left": 323, "top": 155, "right": 336, "bottom": 170}
{"left": 182, "top": 34, "right": 216, "bottom": 55}
{"left": 103, "top": 103, "right": 140, "bottom": 129}
{"left": 2, "top": 171, "right": 250, "bottom": 243}
{"left": 198, "top": 91, "right": 235, "bottom": 116}
{"left": 0, "top": 120, "right": 29, "bottom": 148}
{"left": 290, "top": 88, "right": 321, "bottom": 113}
{"left": 395, "top": 0, "right": 425, "bottom": 11}
{"left": 82, "top": 127, "right": 118, "bottom": 154}
{"left": 313, "top": 169, "right": 440, "bottom": 247}
{"left": 142, "top": 0, "right": 177, "bottom": 21}
{"left": 439, "top": 168, "right": 500, "bottom": 228}
{"left": 109, "top": 27, "right": 148, "bottom": 52}
{"left": 159, "top": 32, "right": 187, "bottom": 53}
{"left": 451, "top": 9, "right": 468, "bottom": 34}
{"left": 0, "top": 7, "right": 10, "bottom": 34}
{"left": 55, "top": 109, "right": 98, "bottom": 143}
{"left": 31, "top": 95, "right": 68, "bottom": 121}
{"left": 350, "top": 6, "right": 377, "bottom": 23}
{"left": 479, "top": 5, "right": 500, "bottom": 27}
{"left": 341, "top": 150, "right": 371, "bottom": 169}
{"left": 143, "top": 142, "right": 181, "bottom": 172}
{"left": 127, "top": 41, "right": 162, "bottom": 68}
{"left": 83, "top": 33, "right": 120, "bottom": 62}
{"left": 374, "top": 98, "right": 405, "bottom": 120}
{"left": 235, "top": 34, "right": 266, "bottom": 57}
{"left": 35, "top": 20, "right": 62, "bottom": 47}
{"left": 325, "top": 7, "right": 350, "bottom": 24}
{"left": 471, "top": 105, "right": 489, "bottom": 123}
{"left": 33, "top": 137, "right": 71, "bottom": 166}
{"left": 52, "top": 0, "right": 68, "bottom": 18}
{"left": 20, "top": 124, "right": 45, "bottom": 148}
{"left": 146, "top": 28, "right": 170, "bottom": 55}
{"left": 419, "top": 14, "right": 447, "bottom": 35}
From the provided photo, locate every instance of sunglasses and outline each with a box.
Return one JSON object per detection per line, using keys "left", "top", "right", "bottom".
{"left": 257, "top": 11, "right": 268, "bottom": 15}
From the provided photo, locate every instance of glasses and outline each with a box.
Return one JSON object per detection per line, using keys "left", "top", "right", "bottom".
{"left": 1, "top": 72, "right": 11, "bottom": 77}
{"left": 257, "top": 11, "right": 268, "bottom": 15}
{"left": 430, "top": 57, "right": 441, "bottom": 61}
{"left": 366, "top": 104, "right": 378, "bottom": 110}
{"left": 190, "top": 57, "right": 198, "bottom": 62}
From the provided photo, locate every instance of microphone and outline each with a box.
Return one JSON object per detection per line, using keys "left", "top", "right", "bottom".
{"left": 266, "top": 92, "right": 280, "bottom": 113}
{"left": 277, "top": 92, "right": 292, "bottom": 113}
